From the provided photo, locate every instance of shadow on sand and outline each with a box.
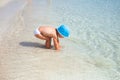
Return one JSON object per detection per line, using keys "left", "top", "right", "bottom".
{"left": 19, "top": 41, "right": 46, "bottom": 48}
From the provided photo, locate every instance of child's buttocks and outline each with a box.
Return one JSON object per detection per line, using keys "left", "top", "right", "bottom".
{"left": 34, "top": 28, "right": 41, "bottom": 34}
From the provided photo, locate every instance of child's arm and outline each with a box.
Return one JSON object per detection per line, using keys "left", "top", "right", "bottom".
{"left": 57, "top": 37, "right": 61, "bottom": 48}
{"left": 57, "top": 36, "right": 59, "bottom": 44}
{"left": 35, "top": 34, "right": 49, "bottom": 40}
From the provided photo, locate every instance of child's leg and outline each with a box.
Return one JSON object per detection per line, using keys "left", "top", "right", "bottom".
{"left": 35, "top": 34, "right": 47, "bottom": 40}
{"left": 45, "top": 37, "right": 51, "bottom": 49}
{"left": 35, "top": 34, "right": 42, "bottom": 39}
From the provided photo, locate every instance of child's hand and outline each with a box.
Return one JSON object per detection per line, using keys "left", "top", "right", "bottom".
{"left": 59, "top": 45, "right": 61, "bottom": 49}
{"left": 56, "top": 47, "right": 61, "bottom": 51}
{"left": 56, "top": 45, "right": 61, "bottom": 51}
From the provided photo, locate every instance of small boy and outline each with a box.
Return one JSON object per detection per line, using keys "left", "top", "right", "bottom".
{"left": 34, "top": 25, "right": 70, "bottom": 50}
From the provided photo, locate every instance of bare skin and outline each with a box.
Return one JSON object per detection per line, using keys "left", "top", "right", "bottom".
{"left": 34, "top": 26, "right": 63, "bottom": 50}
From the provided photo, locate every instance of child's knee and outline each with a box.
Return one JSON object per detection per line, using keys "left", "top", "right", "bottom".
{"left": 45, "top": 42, "right": 51, "bottom": 49}
{"left": 45, "top": 39, "right": 51, "bottom": 49}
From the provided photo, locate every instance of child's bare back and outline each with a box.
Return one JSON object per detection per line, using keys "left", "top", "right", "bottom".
{"left": 38, "top": 26, "right": 57, "bottom": 38}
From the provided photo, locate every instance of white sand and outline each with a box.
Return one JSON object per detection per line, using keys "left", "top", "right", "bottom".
{"left": 0, "top": 0, "right": 120, "bottom": 80}
{"left": 0, "top": 0, "right": 14, "bottom": 7}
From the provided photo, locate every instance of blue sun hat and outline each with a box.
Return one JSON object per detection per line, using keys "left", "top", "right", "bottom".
{"left": 57, "top": 25, "right": 70, "bottom": 37}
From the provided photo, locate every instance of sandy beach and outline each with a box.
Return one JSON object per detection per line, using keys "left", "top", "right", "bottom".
{"left": 0, "top": 0, "right": 120, "bottom": 80}
{"left": 0, "top": 0, "right": 14, "bottom": 7}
